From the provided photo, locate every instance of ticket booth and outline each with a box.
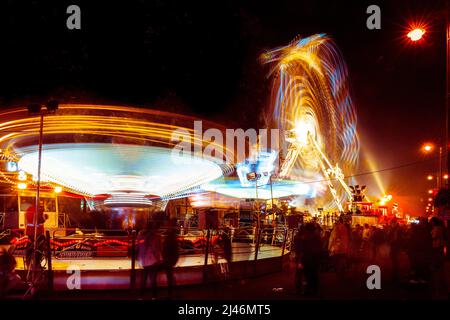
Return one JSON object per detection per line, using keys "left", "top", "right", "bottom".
{"left": 18, "top": 190, "right": 59, "bottom": 229}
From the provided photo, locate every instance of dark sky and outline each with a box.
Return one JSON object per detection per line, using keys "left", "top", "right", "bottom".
{"left": 1, "top": 0, "right": 447, "bottom": 213}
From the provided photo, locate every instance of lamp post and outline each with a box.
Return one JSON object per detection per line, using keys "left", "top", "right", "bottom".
{"left": 422, "top": 143, "right": 444, "bottom": 189}
{"left": 407, "top": 3, "right": 450, "bottom": 188}
{"left": 27, "top": 100, "right": 58, "bottom": 281}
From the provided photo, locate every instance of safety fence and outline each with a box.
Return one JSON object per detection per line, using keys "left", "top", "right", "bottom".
{"left": 2, "top": 224, "right": 293, "bottom": 292}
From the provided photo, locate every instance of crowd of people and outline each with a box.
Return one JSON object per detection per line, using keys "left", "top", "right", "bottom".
{"left": 293, "top": 216, "right": 448, "bottom": 296}
{"left": 137, "top": 219, "right": 233, "bottom": 299}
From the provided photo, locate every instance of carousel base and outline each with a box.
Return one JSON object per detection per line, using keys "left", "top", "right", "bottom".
{"left": 15, "top": 244, "right": 288, "bottom": 290}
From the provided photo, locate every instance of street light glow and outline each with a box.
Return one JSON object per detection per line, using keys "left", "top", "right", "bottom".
{"left": 422, "top": 143, "right": 434, "bottom": 152}
{"left": 407, "top": 28, "right": 426, "bottom": 42}
{"left": 427, "top": 175, "right": 433, "bottom": 180}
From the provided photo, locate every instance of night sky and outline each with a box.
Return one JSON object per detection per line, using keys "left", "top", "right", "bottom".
{"left": 1, "top": 0, "right": 447, "bottom": 214}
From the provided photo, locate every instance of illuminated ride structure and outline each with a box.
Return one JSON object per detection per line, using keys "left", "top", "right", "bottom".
{"left": 0, "top": 104, "right": 236, "bottom": 228}
{"left": 187, "top": 34, "right": 363, "bottom": 216}
{"left": 262, "top": 34, "right": 361, "bottom": 212}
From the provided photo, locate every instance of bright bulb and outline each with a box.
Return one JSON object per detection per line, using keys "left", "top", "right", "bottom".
{"left": 54, "top": 186, "right": 63, "bottom": 193}
{"left": 422, "top": 144, "right": 433, "bottom": 153}
{"left": 407, "top": 28, "right": 425, "bottom": 41}
{"left": 17, "top": 183, "right": 27, "bottom": 190}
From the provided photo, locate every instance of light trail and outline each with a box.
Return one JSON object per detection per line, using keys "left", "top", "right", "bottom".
{"left": 0, "top": 105, "right": 236, "bottom": 204}
{"left": 262, "top": 34, "right": 360, "bottom": 210}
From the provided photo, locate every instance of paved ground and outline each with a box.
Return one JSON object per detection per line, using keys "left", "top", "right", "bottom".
{"left": 24, "top": 257, "right": 449, "bottom": 300}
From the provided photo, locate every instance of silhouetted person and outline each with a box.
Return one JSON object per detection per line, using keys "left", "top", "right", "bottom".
{"left": 161, "top": 223, "right": 180, "bottom": 299}
{"left": 25, "top": 205, "right": 47, "bottom": 269}
{"left": 387, "top": 219, "right": 402, "bottom": 281}
{"left": 0, "top": 247, "right": 21, "bottom": 298}
{"left": 328, "top": 218, "right": 350, "bottom": 272}
{"left": 294, "top": 223, "right": 322, "bottom": 295}
{"left": 294, "top": 225, "right": 306, "bottom": 293}
{"left": 430, "top": 217, "right": 447, "bottom": 297}
{"left": 213, "top": 228, "right": 233, "bottom": 280}
{"left": 430, "top": 217, "right": 445, "bottom": 269}
{"left": 219, "top": 228, "right": 233, "bottom": 264}
{"left": 408, "top": 218, "right": 432, "bottom": 283}
{"left": 138, "top": 221, "right": 163, "bottom": 299}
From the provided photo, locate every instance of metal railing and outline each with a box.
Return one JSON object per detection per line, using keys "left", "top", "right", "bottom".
{"left": 4, "top": 224, "right": 292, "bottom": 293}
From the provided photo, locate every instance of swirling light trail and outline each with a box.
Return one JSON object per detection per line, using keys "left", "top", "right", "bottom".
{"left": 0, "top": 105, "right": 235, "bottom": 204}
{"left": 262, "top": 34, "right": 360, "bottom": 210}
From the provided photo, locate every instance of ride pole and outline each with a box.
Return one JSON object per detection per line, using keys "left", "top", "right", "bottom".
{"left": 32, "top": 112, "right": 44, "bottom": 278}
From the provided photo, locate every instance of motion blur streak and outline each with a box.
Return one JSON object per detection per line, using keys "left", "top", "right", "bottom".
{"left": 262, "top": 34, "right": 360, "bottom": 210}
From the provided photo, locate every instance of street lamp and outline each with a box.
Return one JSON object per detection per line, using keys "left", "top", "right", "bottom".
{"left": 421, "top": 143, "right": 444, "bottom": 189}
{"left": 408, "top": 8, "right": 450, "bottom": 189}
{"left": 422, "top": 143, "right": 434, "bottom": 152}
{"left": 407, "top": 27, "right": 426, "bottom": 42}
{"left": 26, "top": 100, "right": 59, "bottom": 281}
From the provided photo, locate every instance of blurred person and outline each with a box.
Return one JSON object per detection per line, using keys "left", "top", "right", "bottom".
{"left": 408, "top": 217, "right": 432, "bottom": 284}
{"left": 161, "top": 220, "right": 180, "bottom": 299}
{"left": 361, "top": 223, "right": 372, "bottom": 260}
{"left": 328, "top": 218, "right": 350, "bottom": 272}
{"left": 294, "top": 225, "right": 306, "bottom": 293}
{"left": 25, "top": 204, "right": 47, "bottom": 269}
{"left": 429, "top": 217, "right": 447, "bottom": 298}
{"left": 138, "top": 221, "right": 163, "bottom": 299}
{"left": 370, "top": 226, "right": 387, "bottom": 262}
{"left": 215, "top": 227, "right": 233, "bottom": 280}
{"left": 430, "top": 217, "right": 445, "bottom": 268}
{"left": 350, "top": 224, "right": 363, "bottom": 261}
{"left": 0, "top": 247, "right": 21, "bottom": 298}
{"left": 386, "top": 219, "right": 402, "bottom": 281}
{"left": 320, "top": 229, "right": 331, "bottom": 272}
{"left": 294, "top": 223, "right": 322, "bottom": 295}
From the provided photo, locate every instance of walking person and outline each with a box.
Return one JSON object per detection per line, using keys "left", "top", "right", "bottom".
{"left": 0, "top": 247, "right": 21, "bottom": 298}
{"left": 361, "top": 223, "right": 372, "bottom": 260}
{"left": 161, "top": 221, "right": 180, "bottom": 299}
{"left": 328, "top": 218, "right": 350, "bottom": 272}
{"left": 214, "top": 227, "right": 233, "bottom": 281}
{"left": 430, "top": 217, "right": 447, "bottom": 297}
{"left": 25, "top": 204, "right": 47, "bottom": 270}
{"left": 138, "top": 221, "right": 163, "bottom": 299}
{"left": 387, "top": 219, "right": 402, "bottom": 282}
{"left": 294, "top": 225, "right": 306, "bottom": 293}
{"left": 408, "top": 217, "right": 432, "bottom": 284}
{"left": 294, "top": 223, "right": 322, "bottom": 295}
